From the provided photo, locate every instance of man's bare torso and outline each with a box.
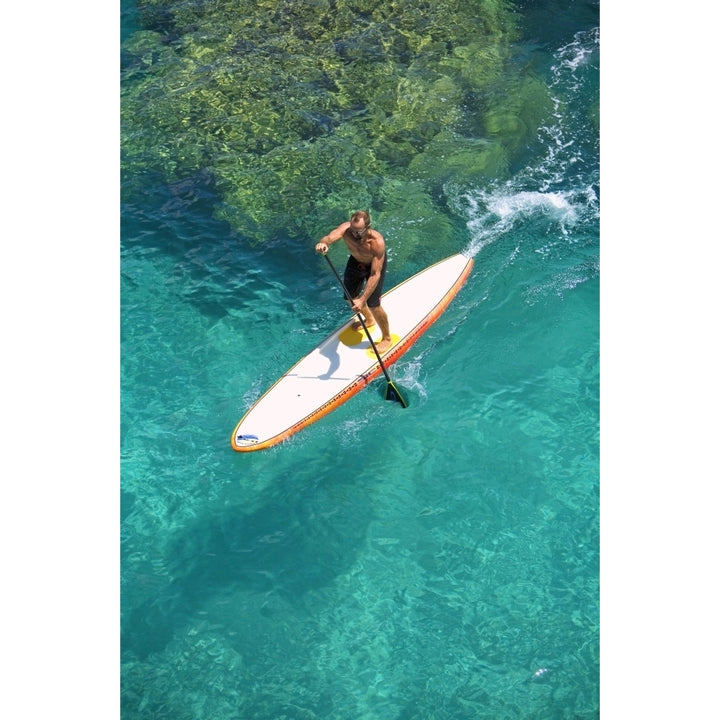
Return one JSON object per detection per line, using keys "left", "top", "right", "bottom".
{"left": 343, "top": 229, "right": 383, "bottom": 264}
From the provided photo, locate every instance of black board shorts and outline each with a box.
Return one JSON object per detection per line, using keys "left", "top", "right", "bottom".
{"left": 343, "top": 254, "right": 387, "bottom": 308}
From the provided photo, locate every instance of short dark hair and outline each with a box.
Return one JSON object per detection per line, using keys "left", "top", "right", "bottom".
{"left": 351, "top": 210, "right": 371, "bottom": 227}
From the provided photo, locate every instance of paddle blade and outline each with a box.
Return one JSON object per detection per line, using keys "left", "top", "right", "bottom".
{"left": 385, "top": 381, "right": 409, "bottom": 408}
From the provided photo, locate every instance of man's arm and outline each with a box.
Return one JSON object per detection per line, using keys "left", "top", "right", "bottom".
{"left": 355, "top": 239, "right": 385, "bottom": 305}
{"left": 315, "top": 222, "right": 350, "bottom": 253}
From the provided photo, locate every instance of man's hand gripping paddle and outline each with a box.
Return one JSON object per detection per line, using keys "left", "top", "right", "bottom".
{"left": 322, "top": 252, "right": 408, "bottom": 408}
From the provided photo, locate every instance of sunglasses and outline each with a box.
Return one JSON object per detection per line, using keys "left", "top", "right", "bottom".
{"left": 349, "top": 225, "right": 369, "bottom": 240}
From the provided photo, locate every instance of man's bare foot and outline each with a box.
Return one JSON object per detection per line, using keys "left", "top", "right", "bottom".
{"left": 375, "top": 337, "right": 393, "bottom": 354}
{"left": 352, "top": 319, "right": 375, "bottom": 331}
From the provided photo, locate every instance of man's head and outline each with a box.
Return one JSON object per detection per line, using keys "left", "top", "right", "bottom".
{"left": 349, "top": 210, "right": 371, "bottom": 239}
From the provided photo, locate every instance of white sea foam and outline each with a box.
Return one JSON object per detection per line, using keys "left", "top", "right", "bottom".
{"left": 459, "top": 187, "right": 583, "bottom": 258}
{"left": 457, "top": 27, "right": 599, "bottom": 259}
{"left": 555, "top": 26, "right": 599, "bottom": 76}
{"left": 394, "top": 359, "right": 427, "bottom": 401}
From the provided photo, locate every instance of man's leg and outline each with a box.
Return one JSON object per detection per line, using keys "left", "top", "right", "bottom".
{"left": 351, "top": 306, "right": 376, "bottom": 329}
{"left": 369, "top": 304, "right": 392, "bottom": 353}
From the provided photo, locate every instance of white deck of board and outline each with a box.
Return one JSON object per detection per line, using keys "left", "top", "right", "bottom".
{"left": 233, "top": 253, "right": 472, "bottom": 447}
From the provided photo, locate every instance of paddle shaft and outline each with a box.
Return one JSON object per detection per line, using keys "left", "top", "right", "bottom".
{"left": 322, "top": 253, "right": 395, "bottom": 385}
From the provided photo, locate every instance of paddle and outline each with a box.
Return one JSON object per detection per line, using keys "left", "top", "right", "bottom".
{"left": 322, "top": 252, "right": 408, "bottom": 408}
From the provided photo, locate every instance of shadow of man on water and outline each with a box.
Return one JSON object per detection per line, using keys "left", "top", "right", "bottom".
{"left": 121, "top": 480, "right": 372, "bottom": 661}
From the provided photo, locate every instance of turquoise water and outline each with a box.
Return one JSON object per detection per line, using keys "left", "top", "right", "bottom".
{"left": 121, "top": 4, "right": 598, "bottom": 719}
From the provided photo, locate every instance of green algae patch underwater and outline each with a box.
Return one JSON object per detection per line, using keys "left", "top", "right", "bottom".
{"left": 121, "top": 0, "right": 550, "bottom": 248}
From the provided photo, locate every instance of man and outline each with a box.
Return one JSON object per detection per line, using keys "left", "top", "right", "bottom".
{"left": 315, "top": 210, "right": 393, "bottom": 354}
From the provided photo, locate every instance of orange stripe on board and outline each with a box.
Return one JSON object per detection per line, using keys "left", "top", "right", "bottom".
{"left": 231, "top": 256, "right": 473, "bottom": 452}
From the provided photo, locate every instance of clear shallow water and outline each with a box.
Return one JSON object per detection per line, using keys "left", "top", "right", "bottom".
{"left": 121, "top": 11, "right": 599, "bottom": 720}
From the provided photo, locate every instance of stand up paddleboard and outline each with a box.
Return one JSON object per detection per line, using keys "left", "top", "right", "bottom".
{"left": 231, "top": 253, "right": 473, "bottom": 452}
